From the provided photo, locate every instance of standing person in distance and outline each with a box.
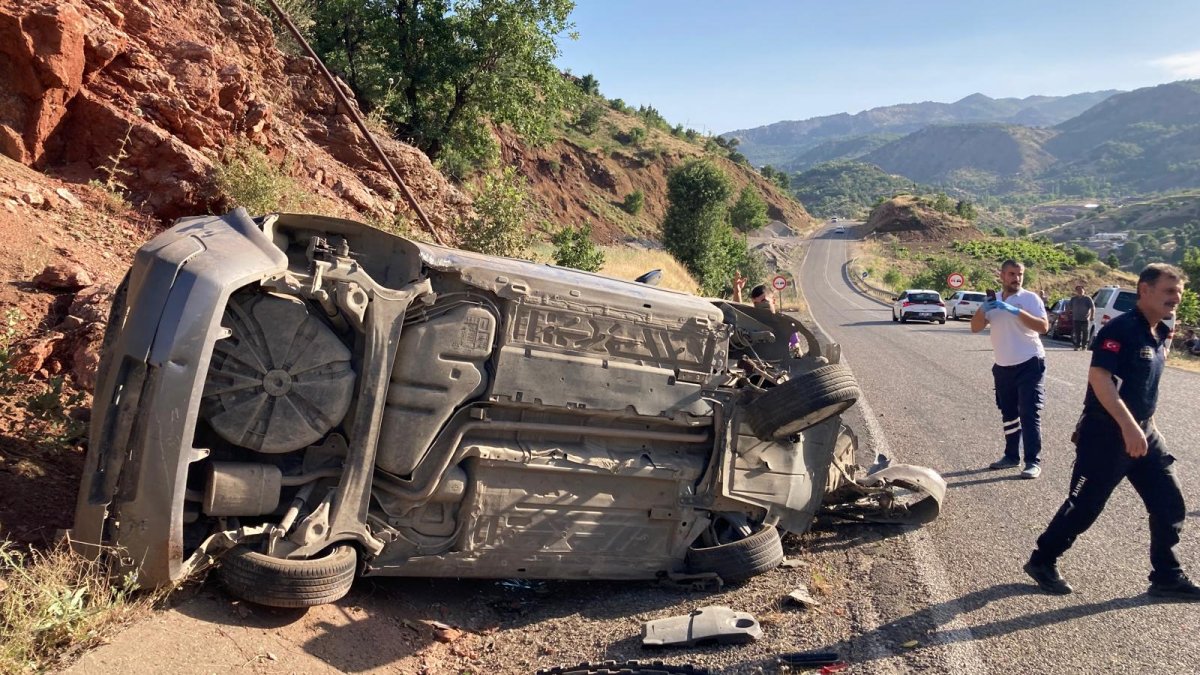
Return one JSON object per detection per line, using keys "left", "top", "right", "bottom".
{"left": 1024, "top": 264, "right": 1198, "bottom": 600}
{"left": 971, "top": 259, "right": 1050, "bottom": 479}
{"left": 1069, "top": 285, "right": 1095, "bottom": 351}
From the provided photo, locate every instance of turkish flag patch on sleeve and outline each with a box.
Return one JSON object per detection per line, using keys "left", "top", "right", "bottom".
{"left": 1101, "top": 339, "right": 1121, "bottom": 353}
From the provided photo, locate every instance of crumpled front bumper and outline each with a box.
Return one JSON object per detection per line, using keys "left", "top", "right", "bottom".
{"left": 71, "top": 209, "right": 287, "bottom": 586}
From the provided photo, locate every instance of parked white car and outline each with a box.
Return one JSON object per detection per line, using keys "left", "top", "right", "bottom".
{"left": 892, "top": 289, "right": 946, "bottom": 324}
{"left": 945, "top": 290, "right": 986, "bottom": 321}
{"left": 1088, "top": 285, "right": 1176, "bottom": 345}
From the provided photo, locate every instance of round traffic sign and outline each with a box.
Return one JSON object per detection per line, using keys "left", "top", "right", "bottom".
{"left": 947, "top": 272, "right": 965, "bottom": 289}
{"left": 771, "top": 275, "right": 788, "bottom": 291}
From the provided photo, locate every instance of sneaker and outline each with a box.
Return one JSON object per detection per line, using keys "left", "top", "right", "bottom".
{"left": 1024, "top": 558, "right": 1072, "bottom": 595}
{"left": 1148, "top": 575, "right": 1200, "bottom": 601}
{"left": 1020, "top": 464, "right": 1042, "bottom": 479}
{"left": 989, "top": 456, "right": 1021, "bottom": 470}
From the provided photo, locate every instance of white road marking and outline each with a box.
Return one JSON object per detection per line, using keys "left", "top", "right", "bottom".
{"left": 800, "top": 234, "right": 988, "bottom": 674}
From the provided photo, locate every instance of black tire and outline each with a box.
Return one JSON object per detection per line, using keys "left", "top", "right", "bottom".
{"left": 219, "top": 545, "right": 357, "bottom": 608}
{"left": 938, "top": 318, "right": 946, "bottom": 324}
{"left": 743, "top": 363, "right": 861, "bottom": 441}
{"left": 951, "top": 308, "right": 958, "bottom": 321}
{"left": 685, "top": 525, "right": 784, "bottom": 583}
{"left": 538, "top": 662, "right": 707, "bottom": 675}
{"left": 891, "top": 310, "right": 898, "bottom": 323}
{"left": 899, "top": 314, "right": 907, "bottom": 323}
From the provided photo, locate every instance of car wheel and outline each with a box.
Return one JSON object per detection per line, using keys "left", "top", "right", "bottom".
{"left": 938, "top": 317, "right": 946, "bottom": 324}
{"left": 219, "top": 544, "right": 357, "bottom": 608}
{"left": 743, "top": 363, "right": 861, "bottom": 441}
{"left": 899, "top": 314, "right": 907, "bottom": 323}
{"left": 892, "top": 310, "right": 898, "bottom": 323}
{"left": 685, "top": 522, "right": 784, "bottom": 584}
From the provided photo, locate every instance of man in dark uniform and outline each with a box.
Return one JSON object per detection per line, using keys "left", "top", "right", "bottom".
{"left": 1024, "top": 264, "right": 1199, "bottom": 600}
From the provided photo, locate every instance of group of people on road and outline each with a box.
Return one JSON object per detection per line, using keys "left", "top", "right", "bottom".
{"left": 971, "top": 260, "right": 1197, "bottom": 601}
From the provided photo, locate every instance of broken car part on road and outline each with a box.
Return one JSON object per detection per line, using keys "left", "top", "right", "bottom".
{"left": 71, "top": 210, "right": 945, "bottom": 607}
{"left": 642, "top": 606, "right": 761, "bottom": 647}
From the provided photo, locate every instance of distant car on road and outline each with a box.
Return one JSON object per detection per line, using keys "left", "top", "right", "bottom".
{"left": 945, "top": 290, "right": 986, "bottom": 321}
{"left": 1046, "top": 298, "right": 1074, "bottom": 340}
{"left": 834, "top": 225, "right": 845, "bottom": 234}
{"left": 892, "top": 289, "right": 946, "bottom": 324}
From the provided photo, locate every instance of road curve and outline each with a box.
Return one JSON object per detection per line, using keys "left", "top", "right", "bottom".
{"left": 796, "top": 224, "right": 1200, "bottom": 673}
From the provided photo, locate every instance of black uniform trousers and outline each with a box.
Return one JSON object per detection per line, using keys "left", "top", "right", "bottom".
{"left": 1033, "top": 416, "right": 1186, "bottom": 583}
{"left": 993, "top": 356, "right": 1045, "bottom": 465}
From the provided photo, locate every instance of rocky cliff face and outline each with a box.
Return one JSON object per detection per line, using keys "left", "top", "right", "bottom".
{"left": 0, "top": 0, "right": 470, "bottom": 232}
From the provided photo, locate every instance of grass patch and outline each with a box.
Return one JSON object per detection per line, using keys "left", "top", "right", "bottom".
{"left": 214, "top": 142, "right": 309, "bottom": 216}
{"left": 0, "top": 541, "right": 156, "bottom": 672}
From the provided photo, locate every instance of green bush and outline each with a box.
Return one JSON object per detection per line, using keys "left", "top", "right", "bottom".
{"left": 459, "top": 167, "right": 529, "bottom": 257}
{"left": 883, "top": 268, "right": 903, "bottom": 289}
{"left": 729, "top": 186, "right": 768, "bottom": 233}
{"left": 1177, "top": 289, "right": 1198, "bottom": 325}
{"left": 622, "top": 190, "right": 645, "bottom": 215}
{"left": 573, "top": 102, "right": 606, "bottom": 135}
{"left": 662, "top": 159, "right": 747, "bottom": 295}
{"left": 214, "top": 142, "right": 301, "bottom": 215}
{"left": 552, "top": 224, "right": 605, "bottom": 272}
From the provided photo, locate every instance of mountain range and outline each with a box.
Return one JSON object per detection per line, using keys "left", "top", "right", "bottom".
{"left": 727, "top": 90, "right": 1120, "bottom": 171}
{"left": 746, "top": 80, "right": 1200, "bottom": 202}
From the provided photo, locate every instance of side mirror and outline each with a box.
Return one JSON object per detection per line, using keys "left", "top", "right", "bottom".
{"left": 634, "top": 269, "right": 662, "bottom": 286}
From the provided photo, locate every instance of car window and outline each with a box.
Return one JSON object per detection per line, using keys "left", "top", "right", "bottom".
{"left": 909, "top": 292, "right": 940, "bottom": 303}
{"left": 1113, "top": 291, "right": 1137, "bottom": 312}
{"left": 1093, "top": 289, "right": 1113, "bottom": 308}
{"left": 963, "top": 293, "right": 985, "bottom": 302}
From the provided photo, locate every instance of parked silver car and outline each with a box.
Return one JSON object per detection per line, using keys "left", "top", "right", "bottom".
{"left": 73, "top": 210, "right": 944, "bottom": 607}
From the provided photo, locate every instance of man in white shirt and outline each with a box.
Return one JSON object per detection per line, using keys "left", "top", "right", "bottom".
{"left": 971, "top": 259, "right": 1051, "bottom": 479}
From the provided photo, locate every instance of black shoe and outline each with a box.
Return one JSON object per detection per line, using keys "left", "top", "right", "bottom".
{"left": 1149, "top": 575, "right": 1200, "bottom": 601}
{"left": 989, "top": 456, "right": 1020, "bottom": 470}
{"left": 1024, "top": 558, "right": 1072, "bottom": 595}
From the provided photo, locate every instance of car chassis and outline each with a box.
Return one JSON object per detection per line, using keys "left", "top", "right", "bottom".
{"left": 72, "top": 210, "right": 944, "bottom": 607}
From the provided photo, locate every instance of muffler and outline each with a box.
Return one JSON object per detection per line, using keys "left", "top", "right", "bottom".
{"left": 203, "top": 462, "right": 282, "bottom": 516}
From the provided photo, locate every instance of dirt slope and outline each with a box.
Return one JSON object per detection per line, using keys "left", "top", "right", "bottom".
{"left": 863, "top": 195, "right": 983, "bottom": 242}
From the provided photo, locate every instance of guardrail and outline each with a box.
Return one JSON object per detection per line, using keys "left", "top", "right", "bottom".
{"left": 846, "top": 257, "right": 896, "bottom": 304}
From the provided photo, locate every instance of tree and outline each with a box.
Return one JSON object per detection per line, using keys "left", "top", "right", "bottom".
{"left": 1120, "top": 240, "right": 1142, "bottom": 263}
{"left": 552, "top": 223, "right": 604, "bottom": 271}
{"left": 662, "top": 160, "right": 738, "bottom": 294}
{"left": 1182, "top": 247, "right": 1200, "bottom": 290}
{"left": 458, "top": 167, "right": 530, "bottom": 257}
{"left": 955, "top": 200, "right": 977, "bottom": 221}
{"left": 729, "top": 186, "right": 768, "bottom": 233}
{"left": 1073, "top": 246, "right": 1099, "bottom": 265}
{"left": 1105, "top": 252, "right": 1121, "bottom": 269}
{"left": 621, "top": 190, "right": 644, "bottom": 215}
{"left": 577, "top": 73, "right": 599, "bottom": 96}
{"left": 310, "top": 0, "right": 578, "bottom": 169}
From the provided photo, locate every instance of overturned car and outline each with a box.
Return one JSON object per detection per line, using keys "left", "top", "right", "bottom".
{"left": 72, "top": 210, "right": 944, "bottom": 607}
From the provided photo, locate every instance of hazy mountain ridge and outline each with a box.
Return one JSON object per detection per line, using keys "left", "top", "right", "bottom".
{"left": 788, "top": 81, "right": 1200, "bottom": 200}
{"left": 727, "top": 90, "right": 1119, "bottom": 170}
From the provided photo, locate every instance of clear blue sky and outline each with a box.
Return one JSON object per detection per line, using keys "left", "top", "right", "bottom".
{"left": 555, "top": 0, "right": 1200, "bottom": 134}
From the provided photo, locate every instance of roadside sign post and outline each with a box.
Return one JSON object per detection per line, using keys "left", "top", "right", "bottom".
{"left": 771, "top": 275, "right": 789, "bottom": 313}
{"left": 947, "top": 272, "right": 965, "bottom": 289}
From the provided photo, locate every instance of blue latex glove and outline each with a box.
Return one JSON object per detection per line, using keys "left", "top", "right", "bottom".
{"left": 980, "top": 299, "right": 998, "bottom": 313}
{"left": 989, "top": 300, "right": 1020, "bottom": 316}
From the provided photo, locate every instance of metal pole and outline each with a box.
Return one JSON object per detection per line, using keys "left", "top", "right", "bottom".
{"left": 263, "top": 0, "right": 447, "bottom": 245}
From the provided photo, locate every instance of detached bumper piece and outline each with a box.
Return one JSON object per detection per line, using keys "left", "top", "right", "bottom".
{"left": 642, "top": 606, "right": 761, "bottom": 647}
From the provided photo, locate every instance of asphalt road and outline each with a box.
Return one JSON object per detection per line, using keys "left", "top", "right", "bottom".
{"left": 796, "top": 224, "right": 1200, "bottom": 673}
